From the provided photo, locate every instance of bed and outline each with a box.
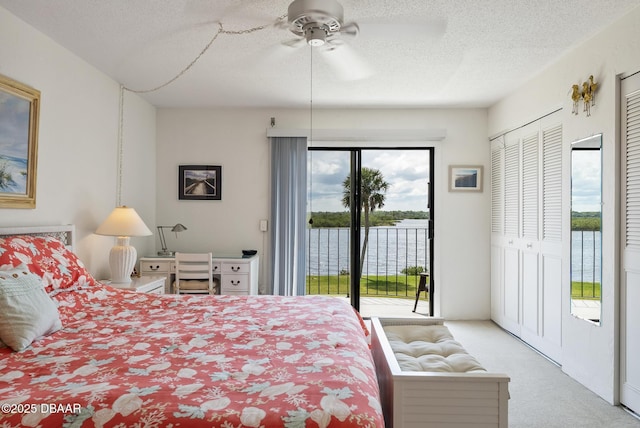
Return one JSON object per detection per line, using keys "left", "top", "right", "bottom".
{"left": 0, "top": 225, "right": 384, "bottom": 427}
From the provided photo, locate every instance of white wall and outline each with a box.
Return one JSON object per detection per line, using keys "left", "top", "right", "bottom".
{"left": 488, "top": 5, "right": 640, "bottom": 404}
{"left": 156, "top": 107, "right": 490, "bottom": 319}
{"left": 0, "top": 7, "right": 157, "bottom": 279}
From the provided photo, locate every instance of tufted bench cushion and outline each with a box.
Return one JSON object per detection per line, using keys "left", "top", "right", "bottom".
{"left": 383, "top": 324, "right": 486, "bottom": 373}
{"left": 372, "top": 318, "right": 510, "bottom": 428}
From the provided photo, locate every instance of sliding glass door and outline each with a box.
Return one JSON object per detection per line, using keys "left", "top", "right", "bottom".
{"left": 306, "top": 149, "right": 356, "bottom": 303}
{"left": 307, "top": 147, "right": 434, "bottom": 314}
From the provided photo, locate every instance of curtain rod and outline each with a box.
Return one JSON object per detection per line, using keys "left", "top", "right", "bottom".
{"left": 266, "top": 128, "right": 447, "bottom": 141}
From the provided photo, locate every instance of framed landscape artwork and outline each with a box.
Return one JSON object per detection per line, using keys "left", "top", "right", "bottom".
{"left": 178, "top": 165, "right": 222, "bottom": 200}
{"left": 0, "top": 74, "right": 40, "bottom": 208}
{"left": 448, "top": 165, "right": 483, "bottom": 192}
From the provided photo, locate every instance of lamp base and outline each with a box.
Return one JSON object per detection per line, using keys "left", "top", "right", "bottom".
{"left": 109, "top": 236, "right": 136, "bottom": 284}
{"left": 157, "top": 250, "right": 175, "bottom": 256}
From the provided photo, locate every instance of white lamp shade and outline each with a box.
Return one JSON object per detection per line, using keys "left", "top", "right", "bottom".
{"left": 97, "top": 206, "right": 151, "bottom": 284}
{"left": 96, "top": 206, "right": 152, "bottom": 237}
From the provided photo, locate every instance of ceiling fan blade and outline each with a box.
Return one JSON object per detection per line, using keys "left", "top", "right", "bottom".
{"left": 340, "top": 22, "right": 360, "bottom": 38}
{"left": 325, "top": 35, "right": 344, "bottom": 46}
{"left": 282, "top": 37, "right": 307, "bottom": 48}
{"left": 273, "top": 15, "right": 291, "bottom": 30}
{"left": 320, "top": 44, "right": 373, "bottom": 81}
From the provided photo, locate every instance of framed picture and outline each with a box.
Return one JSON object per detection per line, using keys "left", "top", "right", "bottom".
{"left": 449, "top": 165, "right": 483, "bottom": 192}
{"left": 179, "top": 165, "right": 221, "bottom": 200}
{"left": 0, "top": 74, "right": 40, "bottom": 209}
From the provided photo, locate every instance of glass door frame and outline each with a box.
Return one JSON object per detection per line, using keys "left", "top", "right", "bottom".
{"left": 308, "top": 146, "right": 435, "bottom": 312}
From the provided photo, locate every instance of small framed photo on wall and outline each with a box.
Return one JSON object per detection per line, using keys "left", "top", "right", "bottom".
{"left": 179, "top": 165, "right": 221, "bottom": 200}
{"left": 448, "top": 165, "right": 483, "bottom": 192}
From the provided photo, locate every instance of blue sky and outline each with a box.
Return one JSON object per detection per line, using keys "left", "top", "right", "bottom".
{"left": 572, "top": 149, "right": 601, "bottom": 212}
{"left": 307, "top": 149, "right": 430, "bottom": 212}
{"left": 0, "top": 92, "right": 30, "bottom": 160}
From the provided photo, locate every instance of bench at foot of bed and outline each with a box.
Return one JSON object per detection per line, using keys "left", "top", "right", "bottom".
{"left": 371, "top": 317, "right": 510, "bottom": 428}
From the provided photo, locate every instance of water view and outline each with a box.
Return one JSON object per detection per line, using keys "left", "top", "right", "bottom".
{"left": 307, "top": 223, "right": 599, "bottom": 281}
{"left": 571, "top": 230, "right": 601, "bottom": 283}
{"left": 306, "top": 219, "right": 430, "bottom": 276}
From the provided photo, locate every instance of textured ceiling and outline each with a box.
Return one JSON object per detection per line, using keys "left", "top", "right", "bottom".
{"left": 2, "top": 0, "right": 639, "bottom": 108}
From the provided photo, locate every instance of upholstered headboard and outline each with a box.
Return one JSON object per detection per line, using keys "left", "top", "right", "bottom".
{"left": 0, "top": 225, "right": 75, "bottom": 250}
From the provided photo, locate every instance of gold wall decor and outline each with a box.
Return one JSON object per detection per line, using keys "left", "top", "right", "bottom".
{"left": 0, "top": 74, "right": 40, "bottom": 209}
{"left": 571, "top": 75, "right": 598, "bottom": 117}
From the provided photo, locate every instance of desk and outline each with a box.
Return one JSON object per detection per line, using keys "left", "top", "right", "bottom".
{"left": 139, "top": 255, "right": 259, "bottom": 295}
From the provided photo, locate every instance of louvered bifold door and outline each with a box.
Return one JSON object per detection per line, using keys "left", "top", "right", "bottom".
{"left": 626, "top": 93, "right": 640, "bottom": 247}
{"left": 502, "top": 136, "right": 521, "bottom": 334}
{"left": 538, "top": 123, "right": 563, "bottom": 363}
{"left": 621, "top": 73, "right": 640, "bottom": 415}
{"left": 504, "top": 140, "right": 520, "bottom": 237}
{"left": 521, "top": 133, "right": 539, "bottom": 240}
{"left": 491, "top": 140, "right": 504, "bottom": 235}
{"left": 520, "top": 132, "right": 540, "bottom": 341}
{"left": 491, "top": 138, "right": 505, "bottom": 323}
{"left": 542, "top": 125, "right": 563, "bottom": 242}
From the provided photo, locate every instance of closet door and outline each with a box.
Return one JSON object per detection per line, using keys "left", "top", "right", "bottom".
{"left": 520, "top": 131, "right": 540, "bottom": 343}
{"left": 502, "top": 132, "right": 521, "bottom": 335}
{"left": 517, "top": 119, "right": 563, "bottom": 364}
{"left": 490, "top": 112, "right": 563, "bottom": 362}
{"left": 621, "top": 72, "right": 640, "bottom": 414}
{"left": 538, "top": 123, "right": 563, "bottom": 363}
{"left": 490, "top": 138, "right": 505, "bottom": 324}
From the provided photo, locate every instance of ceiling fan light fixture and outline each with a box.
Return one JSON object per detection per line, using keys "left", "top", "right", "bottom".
{"left": 305, "top": 26, "right": 327, "bottom": 46}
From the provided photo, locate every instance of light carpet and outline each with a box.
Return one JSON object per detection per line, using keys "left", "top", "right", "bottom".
{"left": 443, "top": 321, "right": 640, "bottom": 428}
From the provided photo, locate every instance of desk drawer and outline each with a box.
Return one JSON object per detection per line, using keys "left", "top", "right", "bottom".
{"left": 220, "top": 274, "right": 249, "bottom": 294}
{"left": 140, "top": 261, "right": 171, "bottom": 274}
{"left": 212, "top": 262, "right": 222, "bottom": 274}
{"left": 222, "top": 262, "right": 250, "bottom": 274}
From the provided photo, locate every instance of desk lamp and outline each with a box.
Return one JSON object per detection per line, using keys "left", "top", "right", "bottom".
{"left": 157, "top": 223, "right": 187, "bottom": 256}
{"left": 96, "top": 206, "right": 152, "bottom": 283}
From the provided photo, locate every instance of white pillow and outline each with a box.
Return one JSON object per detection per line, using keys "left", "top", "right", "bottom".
{"left": 0, "top": 265, "right": 62, "bottom": 351}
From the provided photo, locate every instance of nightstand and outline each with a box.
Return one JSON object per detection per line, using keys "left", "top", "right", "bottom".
{"left": 106, "top": 276, "right": 166, "bottom": 294}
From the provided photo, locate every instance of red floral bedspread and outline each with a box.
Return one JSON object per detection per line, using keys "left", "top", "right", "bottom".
{"left": 0, "top": 284, "right": 384, "bottom": 427}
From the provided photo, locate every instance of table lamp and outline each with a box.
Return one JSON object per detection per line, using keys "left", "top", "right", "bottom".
{"left": 96, "top": 206, "right": 152, "bottom": 283}
{"left": 157, "top": 223, "right": 187, "bottom": 256}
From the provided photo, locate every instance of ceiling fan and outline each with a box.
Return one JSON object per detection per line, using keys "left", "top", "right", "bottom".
{"left": 278, "top": 0, "right": 373, "bottom": 80}
{"left": 285, "top": 0, "right": 359, "bottom": 47}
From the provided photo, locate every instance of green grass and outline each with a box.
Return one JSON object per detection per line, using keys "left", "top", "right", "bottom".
{"left": 571, "top": 281, "right": 601, "bottom": 300}
{"left": 306, "top": 274, "right": 426, "bottom": 299}
{"left": 306, "top": 276, "right": 599, "bottom": 301}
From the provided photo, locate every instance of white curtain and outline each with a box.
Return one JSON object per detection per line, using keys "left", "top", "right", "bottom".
{"left": 269, "top": 137, "right": 307, "bottom": 295}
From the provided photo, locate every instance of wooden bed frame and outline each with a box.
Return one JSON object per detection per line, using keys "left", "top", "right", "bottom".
{"left": 371, "top": 317, "right": 510, "bottom": 428}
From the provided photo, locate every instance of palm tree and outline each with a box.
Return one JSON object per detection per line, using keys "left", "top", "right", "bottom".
{"left": 342, "top": 167, "right": 389, "bottom": 278}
